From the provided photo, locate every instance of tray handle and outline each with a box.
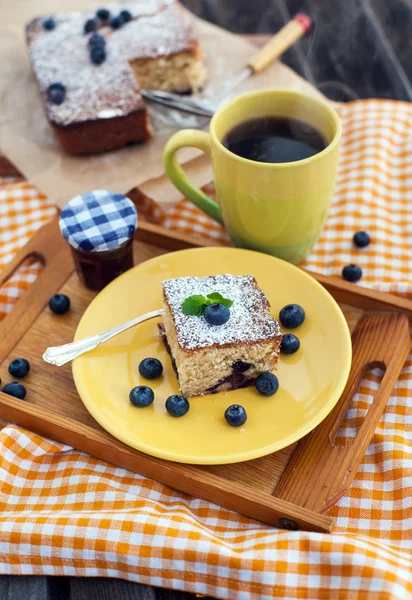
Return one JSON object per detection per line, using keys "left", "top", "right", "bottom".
{"left": 0, "top": 217, "right": 73, "bottom": 364}
{"left": 274, "top": 312, "right": 410, "bottom": 513}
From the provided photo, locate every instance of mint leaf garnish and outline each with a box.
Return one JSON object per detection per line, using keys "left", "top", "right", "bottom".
{"left": 182, "top": 295, "right": 208, "bottom": 316}
{"left": 182, "top": 291, "right": 233, "bottom": 316}
{"left": 207, "top": 292, "right": 233, "bottom": 308}
{"left": 206, "top": 292, "right": 224, "bottom": 303}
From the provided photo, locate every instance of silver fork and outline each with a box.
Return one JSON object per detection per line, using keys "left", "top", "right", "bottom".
{"left": 43, "top": 309, "right": 164, "bottom": 367}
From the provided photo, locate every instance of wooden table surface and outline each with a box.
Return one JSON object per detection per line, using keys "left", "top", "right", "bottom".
{"left": 3, "top": 1, "right": 412, "bottom": 597}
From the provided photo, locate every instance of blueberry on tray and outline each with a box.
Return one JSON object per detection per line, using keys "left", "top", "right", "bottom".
{"left": 3, "top": 382, "right": 27, "bottom": 400}
{"left": 49, "top": 294, "right": 71, "bottom": 314}
{"left": 8, "top": 358, "right": 30, "bottom": 378}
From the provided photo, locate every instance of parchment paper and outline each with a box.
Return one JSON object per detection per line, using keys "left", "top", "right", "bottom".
{"left": 0, "top": 0, "right": 321, "bottom": 207}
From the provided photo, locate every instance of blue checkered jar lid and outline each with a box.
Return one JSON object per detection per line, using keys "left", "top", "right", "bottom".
{"left": 59, "top": 190, "right": 138, "bottom": 252}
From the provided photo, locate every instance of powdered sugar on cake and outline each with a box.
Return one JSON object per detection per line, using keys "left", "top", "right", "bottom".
{"left": 162, "top": 275, "right": 281, "bottom": 351}
{"left": 26, "top": 0, "right": 197, "bottom": 126}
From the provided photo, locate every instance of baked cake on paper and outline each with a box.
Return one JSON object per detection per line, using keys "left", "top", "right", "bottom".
{"left": 25, "top": 0, "right": 206, "bottom": 155}
{"left": 160, "top": 275, "right": 282, "bottom": 397}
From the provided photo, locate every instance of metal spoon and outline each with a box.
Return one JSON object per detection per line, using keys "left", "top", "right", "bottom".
{"left": 43, "top": 309, "right": 164, "bottom": 367}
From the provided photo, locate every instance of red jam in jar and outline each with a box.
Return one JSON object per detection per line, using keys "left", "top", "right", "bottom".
{"left": 59, "top": 190, "right": 137, "bottom": 291}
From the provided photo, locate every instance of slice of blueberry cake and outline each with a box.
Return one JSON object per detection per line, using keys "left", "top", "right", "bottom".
{"left": 159, "top": 274, "right": 282, "bottom": 397}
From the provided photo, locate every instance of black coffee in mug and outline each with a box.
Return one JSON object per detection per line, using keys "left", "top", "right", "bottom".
{"left": 222, "top": 116, "right": 327, "bottom": 163}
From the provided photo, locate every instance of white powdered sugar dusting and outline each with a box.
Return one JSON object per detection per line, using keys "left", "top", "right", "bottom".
{"left": 26, "top": 0, "right": 196, "bottom": 125}
{"left": 162, "top": 275, "right": 281, "bottom": 351}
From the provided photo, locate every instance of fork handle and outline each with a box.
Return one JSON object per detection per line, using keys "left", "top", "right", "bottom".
{"left": 43, "top": 309, "right": 164, "bottom": 367}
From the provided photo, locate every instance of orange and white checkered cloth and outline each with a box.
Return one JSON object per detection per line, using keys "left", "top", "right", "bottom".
{"left": 0, "top": 100, "right": 411, "bottom": 599}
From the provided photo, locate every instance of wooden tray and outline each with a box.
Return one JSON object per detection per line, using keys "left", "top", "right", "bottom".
{"left": 0, "top": 216, "right": 410, "bottom": 535}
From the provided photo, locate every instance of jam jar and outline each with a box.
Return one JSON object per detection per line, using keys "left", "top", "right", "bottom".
{"left": 59, "top": 190, "right": 137, "bottom": 291}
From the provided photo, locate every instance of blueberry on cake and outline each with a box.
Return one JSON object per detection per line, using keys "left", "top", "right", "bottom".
{"left": 159, "top": 275, "right": 282, "bottom": 397}
{"left": 26, "top": 0, "right": 207, "bottom": 155}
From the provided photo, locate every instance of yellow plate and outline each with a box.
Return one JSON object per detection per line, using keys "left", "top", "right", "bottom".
{"left": 73, "top": 247, "right": 351, "bottom": 465}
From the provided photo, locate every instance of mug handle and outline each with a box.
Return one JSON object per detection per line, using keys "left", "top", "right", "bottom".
{"left": 163, "top": 130, "right": 224, "bottom": 225}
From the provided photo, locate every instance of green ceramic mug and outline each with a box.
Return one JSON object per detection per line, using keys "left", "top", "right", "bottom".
{"left": 163, "top": 89, "right": 341, "bottom": 264}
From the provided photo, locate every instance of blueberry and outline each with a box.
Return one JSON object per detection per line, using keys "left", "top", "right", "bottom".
{"left": 129, "top": 385, "right": 154, "bottom": 407}
{"left": 48, "top": 294, "right": 71, "bottom": 315}
{"left": 47, "top": 82, "right": 66, "bottom": 105}
{"left": 88, "top": 33, "right": 106, "bottom": 47}
{"left": 3, "top": 382, "right": 27, "bottom": 400}
{"left": 204, "top": 303, "right": 230, "bottom": 326}
{"left": 279, "top": 304, "right": 305, "bottom": 329}
{"left": 165, "top": 395, "right": 190, "bottom": 417}
{"left": 8, "top": 358, "right": 30, "bottom": 379}
{"left": 84, "top": 18, "right": 97, "bottom": 34}
{"left": 255, "top": 372, "right": 279, "bottom": 396}
{"left": 342, "top": 264, "right": 362, "bottom": 283}
{"left": 353, "top": 231, "right": 370, "bottom": 248}
{"left": 96, "top": 8, "right": 110, "bottom": 20}
{"left": 224, "top": 404, "right": 247, "bottom": 427}
{"left": 139, "top": 357, "right": 163, "bottom": 380}
{"left": 90, "top": 45, "right": 106, "bottom": 65}
{"left": 119, "top": 9, "right": 133, "bottom": 22}
{"left": 280, "top": 333, "right": 300, "bottom": 355}
{"left": 110, "top": 15, "right": 123, "bottom": 29}
{"left": 43, "top": 18, "right": 56, "bottom": 31}
{"left": 232, "top": 360, "right": 251, "bottom": 373}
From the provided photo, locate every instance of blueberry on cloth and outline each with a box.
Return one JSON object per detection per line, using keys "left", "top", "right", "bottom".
{"left": 165, "top": 395, "right": 190, "bottom": 417}
{"left": 3, "top": 382, "right": 27, "bottom": 400}
{"left": 353, "top": 231, "right": 370, "bottom": 248}
{"left": 225, "top": 404, "right": 247, "bottom": 427}
{"left": 8, "top": 358, "right": 30, "bottom": 379}
{"left": 48, "top": 294, "right": 71, "bottom": 315}
{"left": 342, "top": 264, "right": 362, "bottom": 282}
{"left": 129, "top": 386, "right": 154, "bottom": 407}
{"left": 255, "top": 372, "right": 279, "bottom": 396}
{"left": 279, "top": 304, "right": 305, "bottom": 329}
